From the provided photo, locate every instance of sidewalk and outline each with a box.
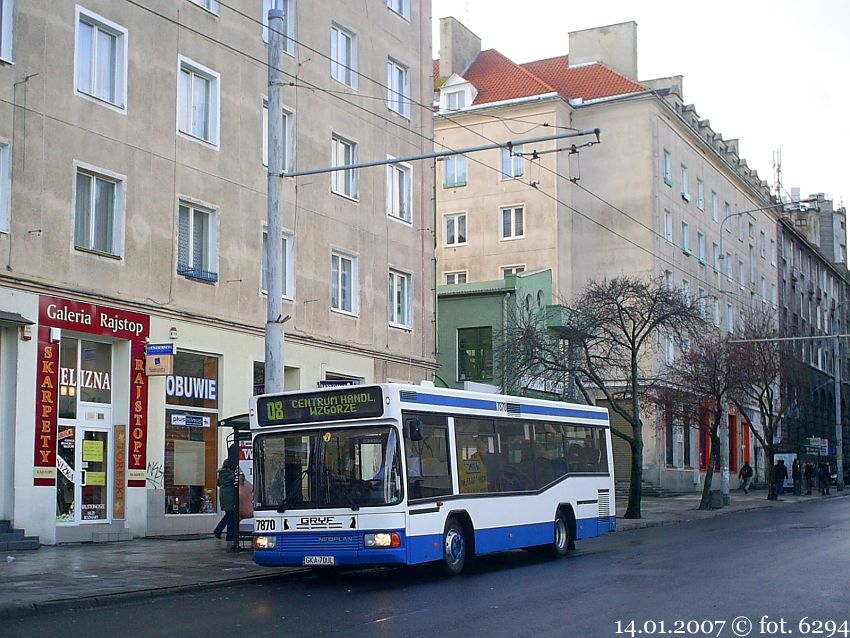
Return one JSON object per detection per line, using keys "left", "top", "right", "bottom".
{"left": 1, "top": 490, "right": 847, "bottom": 619}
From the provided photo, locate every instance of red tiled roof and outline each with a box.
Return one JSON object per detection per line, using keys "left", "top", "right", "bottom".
{"left": 452, "top": 50, "right": 645, "bottom": 106}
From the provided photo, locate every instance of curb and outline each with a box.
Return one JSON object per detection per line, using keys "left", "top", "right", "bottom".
{"left": 0, "top": 567, "right": 311, "bottom": 620}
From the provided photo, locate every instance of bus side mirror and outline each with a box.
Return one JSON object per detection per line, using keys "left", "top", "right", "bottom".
{"left": 404, "top": 417, "right": 423, "bottom": 442}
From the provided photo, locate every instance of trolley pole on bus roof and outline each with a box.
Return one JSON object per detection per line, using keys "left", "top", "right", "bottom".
{"left": 265, "top": 4, "right": 286, "bottom": 394}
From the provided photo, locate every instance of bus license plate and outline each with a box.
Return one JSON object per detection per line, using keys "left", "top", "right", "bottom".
{"left": 303, "top": 556, "right": 335, "bottom": 566}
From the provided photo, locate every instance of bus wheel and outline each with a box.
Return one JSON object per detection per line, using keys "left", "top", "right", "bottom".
{"left": 541, "top": 511, "right": 570, "bottom": 559}
{"left": 440, "top": 519, "right": 466, "bottom": 576}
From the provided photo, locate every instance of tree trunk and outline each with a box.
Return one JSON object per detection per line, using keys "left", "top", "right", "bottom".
{"left": 766, "top": 445, "right": 777, "bottom": 500}
{"left": 624, "top": 437, "right": 643, "bottom": 518}
{"left": 699, "top": 433, "right": 719, "bottom": 510}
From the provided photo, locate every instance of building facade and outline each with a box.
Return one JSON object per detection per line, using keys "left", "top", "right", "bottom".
{"left": 433, "top": 18, "right": 784, "bottom": 491}
{"left": 0, "top": 0, "right": 436, "bottom": 544}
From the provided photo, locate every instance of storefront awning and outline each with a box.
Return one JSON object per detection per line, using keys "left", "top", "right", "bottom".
{"left": 0, "top": 310, "right": 35, "bottom": 327}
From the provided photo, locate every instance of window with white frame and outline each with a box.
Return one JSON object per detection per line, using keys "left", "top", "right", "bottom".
{"left": 770, "top": 239, "right": 776, "bottom": 265}
{"left": 711, "top": 191, "right": 718, "bottom": 222}
{"left": 681, "top": 221, "right": 690, "bottom": 253}
{"left": 262, "top": 0, "right": 295, "bottom": 54}
{"left": 74, "top": 165, "right": 125, "bottom": 256}
{"left": 177, "top": 201, "right": 217, "bottom": 282}
{"left": 760, "top": 276, "right": 766, "bottom": 301}
{"left": 698, "top": 287, "right": 707, "bottom": 317}
{"left": 501, "top": 265, "right": 525, "bottom": 278}
{"left": 680, "top": 165, "right": 689, "bottom": 200}
{"left": 386, "top": 159, "right": 412, "bottom": 222}
{"left": 330, "top": 24, "right": 356, "bottom": 88}
{"left": 697, "top": 179, "right": 704, "bottom": 210}
{"left": 177, "top": 56, "right": 220, "bottom": 146}
{"left": 500, "top": 205, "right": 524, "bottom": 239}
{"left": 0, "top": 0, "right": 14, "bottom": 61}
{"left": 444, "top": 213, "right": 466, "bottom": 246}
{"left": 444, "top": 155, "right": 467, "bottom": 187}
{"left": 771, "top": 283, "right": 777, "bottom": 307}
{"left": 261, "top": 229, "right": 294, "bottom": 298}
{"left": 664, "top": 270, "right": 673, "bottom": 290}
{"left": 190, "top": 0, "right": 219, "bottom": 14}
{"left": 712, "top": 242, "right": 720, "bottom": 271}
{"left": 759, "top": 230, "right": 766, "bottom": 258}
{"left": 664, "top": 210, "right": 673, "bottom": 243}
{"left": 737, "top": 214, "right": 744, "bottom": 241}
{"left": 75, "top": 7, "right": 127, "bottom": 110}
{"left": 262, "top": 99, "right": 294, "bottom": 171}
{"left": 445, "top": 271, "right": 467, "bottom": 285}
{"left": 663, "top": 150, "right": 672, "bottom": 186}
{"left": 712, "top": 297, "right": 720, "bottom": 327}
{"left": 682, "top": 279, "right": 690, "bottom": 302}
{"left": 724, "top": 252, "right": 732, "bottom": 278}
{"left": 726, "top": 303, "right": 734, "bottom": 333}
{"left": 387, "top": 58, "right": 410, "bottom": 117}
{"left": 697, "top": 232, "right": 705, "bottom": 262}
{"left": 665, "top": 334, "right": 674, "bottom": 364}
{"left": 388, "top": 269, "right": 411, "bottom": 328}
{"left": 446, "top": 90, "right": 466, "bottom": 111}
{"left": 331, "top": 251, "right": 358, "bottom": 314}
{"left": 738, "top": 259, "right": 745, "bottom": 287}
{"left": 749, "top": 245, "right": 756, "bottom": 283}
{"left": 0, "top": 142, "right": 9, "bottom": 233}
{"left": 331, "top": 134, "right": 357, "bottom": 199}
{"left": 386, "top": 0, "right": 409, "bottom": 19}
{"left": 725, "top": 202, "right": 732, "bottom": 228}
{"left": 748, "top": 222, "right": 755, "bottom": 239}
{"left": 500, "top": 145, "right": 523, "bottom": 179}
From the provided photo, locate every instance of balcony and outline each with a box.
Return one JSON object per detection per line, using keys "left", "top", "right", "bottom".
{"left": 177, "top": 264, "right": 219, "bottom": 283}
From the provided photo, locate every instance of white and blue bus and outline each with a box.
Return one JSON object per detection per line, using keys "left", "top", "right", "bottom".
{"left": 249, "top": 383, "right": 615, "bottom": 575}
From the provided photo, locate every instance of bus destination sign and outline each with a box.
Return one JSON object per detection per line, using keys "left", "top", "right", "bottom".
{"left": 257, "top": 386, "right": 384, "bottom": 426}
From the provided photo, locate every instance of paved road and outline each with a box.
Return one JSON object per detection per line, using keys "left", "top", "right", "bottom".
{"left": 3, "top": 498, "right": 849, "bottom": 638}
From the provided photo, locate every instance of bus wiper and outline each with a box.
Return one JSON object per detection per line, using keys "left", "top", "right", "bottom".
{"left": 277, "top": 468, "right": 309, "bottom": 513}
{"left": 341, "top": 489, "right": 360, "bottom": 512}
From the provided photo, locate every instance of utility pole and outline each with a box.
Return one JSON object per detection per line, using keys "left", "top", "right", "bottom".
{"left": 265, "top": 4, "right": 286, "bottom": 394}
{"left": 836, "top": 333, "right": 845, "bottom": 490}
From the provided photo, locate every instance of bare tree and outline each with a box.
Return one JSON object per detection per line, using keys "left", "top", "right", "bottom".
{"left": 499, "top": 276, "right": 704, "bottom": 518}
{"left": 657, "top": 333, "right": 736, "bottom": 509}
{"left": 728, "top": 310, "right": 796, "bottom": 500}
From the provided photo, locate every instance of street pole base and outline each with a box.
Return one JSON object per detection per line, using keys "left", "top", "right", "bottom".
{"left": 722, "top": 495, "right": 731, "bottom": 506}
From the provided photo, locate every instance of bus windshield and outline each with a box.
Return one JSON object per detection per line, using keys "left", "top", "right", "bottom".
{"left": 254, "top": 425, "right": 403, "bottom": 511}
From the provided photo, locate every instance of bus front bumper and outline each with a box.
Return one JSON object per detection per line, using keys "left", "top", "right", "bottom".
{"left": 252, "top": 530, "right": 408, "bottom": 568}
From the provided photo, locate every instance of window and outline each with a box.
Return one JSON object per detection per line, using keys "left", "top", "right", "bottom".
{"left": 177, "top": 56, "right": 220, "bottom": 147}
{"left": 664, "top": 210, "right": 673, "bottom": 243}
{"left": 388, "top": 269, "right": 411, "bottom": 328}
{"left": 262, "top": 0, "right": 295, "bottom": 54}
{"left": 331, "top": 251, "right": 358, "bottom": 314}
{"left": 386, "top": 159, "right": 412, "bottom": 222}
{"left": 501, "top": 265, "right": 525, "bottom": 278}
{"left": 680, "top": 165, "right": 689, "bottom": 200}
{"left": 75, "top": 7, "right": 127, "bottom": 110}
{"left": 0, "top": 141, "right": 9, "bottom": 233}
{"left": 697, "top": 179, "right": 705, "bottom": 210}
{"left": 500, "top": 205, "right": 524, "bottom": 240}
{"left": 725, "top": 202, "right": 732, "bottom": 229}
{"left": 681, "top": 221, "right": 690, "bottom": 253}
{"left": 665, "top": 334, "right": 674, "bottom": 364}
{"left": 770, "top": 239, "right": 776, "bottom": 265}
{"left": 443, "top": 155, "right": 467, "bottom": 187}
{"left": 261, "top": 229, "right": 294, "bottom": 299}
{"left": 330, "top": 24, "right": 356, "bottom": 88}
{"left": 444, "top": 213, "right": 466, "bottom": 246}
{"left": 664, "top": 270, "right": 673, "bottom": 290}
{"left": 445, "top": 271, "right": 467, "bottom": 285}
{"left": 724, "top": 252, "right": 732, "bottom": 279}
{"left": 262, "top": 99, "right": 294, "bottom": 171}
{"left": 738, "top": 259, "right": 745, "bottom": 287}
{"left": 771, "top": 283, "right": 777, "bottom": 307}
{"left": 711, "top": 191, "right": 718, "bottom": 222}
{"left": 446, "top": 90, "right": 466, "bottom": 111}
{"left": 760, "top": 276, "right": 766, "bottom": 302}
{"left": 177, "top": 201, "right": 218, "bottom": 282}
{"left": 663, "top": 150, "right": 672, "bottom": 186}
{"left": 759, "top": 231, "right": 766, "bottom": 258}
{"left": 74, "top": 164, "right": 125, "bottom": 256}
{"left": 748, "top": 222, "right": 755, "bottom": 239}
{"left": 726, "top": 303, "right": 734, "bottom": 333}
{"left": 404, "top": 414, "right": 451, "bottom": 501}
{"left": 458, "top": 327, "right": 493, "bottom": 381}
{"left": 698, "top": 287, "right": 707, "bottom": 317}
{"left": 500, "top": 145, "right": 523, "bottom": 179}
{"left": 749, "top": 245, "right": 756, "bottom": 283}
{"left": 387, "top": 58, "right": 410, "bottom": 117}
{"left": 737, "top": 214, "right": 744, "bottom": 241}
{"left": 697, "top": 232, "right": 705, "bottom": 262}
{"left": 0, "top": 0, "right": 13, "bottom": 61}
{"left": 387, "top": 0, "right": 410, "bottom": 19}
{"left": 190, "top": 0, "right": 219, "bottom": 13}
{"left": 331, "top": 134, "right": 357, "bottom": 199}
{"left": 712, "top": 297, "right": 720, "bottom": 327}
{"left": 682, "top": 279, "right": 690, "bottom": 302}
{"left": 712, "top": 242, "right": 720, "bottom": 271}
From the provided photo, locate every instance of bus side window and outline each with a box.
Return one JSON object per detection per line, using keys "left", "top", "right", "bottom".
{"left": 403, "top": 413, "right": 452, "bottom": 500}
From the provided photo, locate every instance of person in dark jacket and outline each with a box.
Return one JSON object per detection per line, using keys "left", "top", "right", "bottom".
{"left": 738, "top": 461, "right": 753, "bottom": 494}
{"left": 792, "top": 458, "right": 802, "bottom": 496}
{"left": 213, "top": 459, "right": 239, "bottom": 549}
{"left": 804, "top": 459, "right": 815, "bottom": 495}
{"left": 817, "top": 459, "right": 831, "bottom": 496}
{"left": 774, "top": 459, "right": 788, "bottom": 497}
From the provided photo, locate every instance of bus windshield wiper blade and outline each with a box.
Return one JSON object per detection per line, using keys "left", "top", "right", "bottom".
{"left": 341, "top": 490, "right": 360, "bottom": 512}
{"left": 277, "top": 468, "right": 309, "bottom": 513}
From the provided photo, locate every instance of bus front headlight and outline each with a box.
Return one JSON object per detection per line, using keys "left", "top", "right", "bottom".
{"left": 253, "top": 535, "right": 276, "bottom": 550}
{"left": 363, "top": 532, "right": 401, "bottom": 548}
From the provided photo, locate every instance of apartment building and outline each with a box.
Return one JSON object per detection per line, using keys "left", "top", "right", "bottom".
{"left": 434, "top": 18, "right": 782, "bottom": 491}
{"left": 0, "top": 0, "right": 435, "bottom": 544}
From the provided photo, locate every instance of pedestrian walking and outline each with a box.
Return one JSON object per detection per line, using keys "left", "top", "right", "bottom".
{"left": 738, "top": 461, "right": 753, "bottom": 494}
{"left": 774, "top": 459, "right": 788, "bottom": 498}
{"left": 804, "top": 459, "right": 815, "bottom": 495}
{"left": 817, "top": 459, "right": 831, "bottom": 496}
{"left": 213, "top": 459, "right": 239, "bottom": 550}
{"left": 792, "top": 458, "right": 802, "bottom": 496}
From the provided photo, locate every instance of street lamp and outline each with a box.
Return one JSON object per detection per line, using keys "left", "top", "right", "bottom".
{"left": 715, "top": 198, "right": 819, "bottom": 504}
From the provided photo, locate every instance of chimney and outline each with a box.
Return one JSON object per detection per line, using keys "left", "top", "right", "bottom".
{"left": 568, "top": 21, "right": 638, "bottom": 80}
{"left": 439, "top": 17, "right": 481, "bottom": 80}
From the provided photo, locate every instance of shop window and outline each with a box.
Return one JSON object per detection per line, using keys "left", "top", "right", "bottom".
{"left": 164, "top": 351, "right": 220, "bottom": 515}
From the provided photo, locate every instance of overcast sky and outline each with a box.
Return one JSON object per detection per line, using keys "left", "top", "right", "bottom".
{"left": 431, "top": 0, "right": 850, "bottom": 207}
